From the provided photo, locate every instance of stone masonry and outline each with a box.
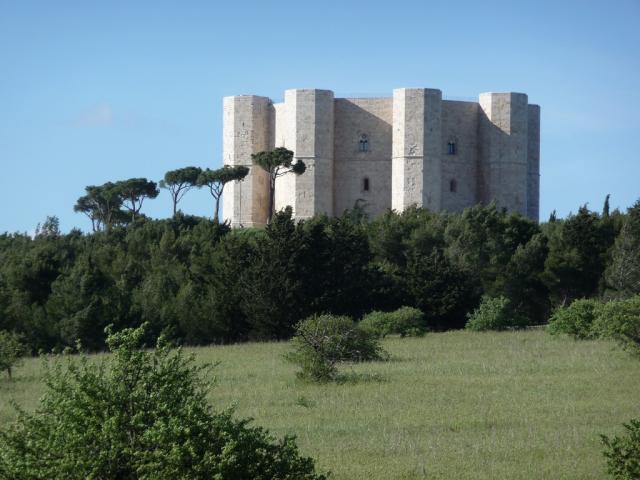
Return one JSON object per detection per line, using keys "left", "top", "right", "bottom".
{"left": 222, "top": 88, "right": 540, "bottom": 227}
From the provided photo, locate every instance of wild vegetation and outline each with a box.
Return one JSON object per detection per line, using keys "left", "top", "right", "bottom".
{"left": 286, "top": 313, "right": 386, "bottom": 381}
{"left": 0, "top": 324, "right": 325, "bottom": 479}
{"left": 1, "top": 179, "right": 639, "bottom": 477}
{"left": 2, "top": 330, "right": 639, "bottom": 480}
{"left": 1, "top": 195, "right": 638, "bottom": 353}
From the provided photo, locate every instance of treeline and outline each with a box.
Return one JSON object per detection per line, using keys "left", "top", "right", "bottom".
{"left": 0, "top": 198, "right": 638, "bottom": 353}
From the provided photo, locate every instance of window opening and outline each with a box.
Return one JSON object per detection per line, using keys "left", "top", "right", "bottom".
{"left": 359, "top": 134, "right": 369, "bottom": 152}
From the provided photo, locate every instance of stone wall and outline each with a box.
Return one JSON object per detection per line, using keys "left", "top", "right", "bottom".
{"left": 440, "top": 100, "right": 479, "bottom": 213}
{"left": 334, "top": 98, "right": 392, "bottom": 217}
{"left": 527, "top": 105, "right": 541, "bottom": 221}
{"left": 478, "top": 92, "right": 529, "bottom": 217}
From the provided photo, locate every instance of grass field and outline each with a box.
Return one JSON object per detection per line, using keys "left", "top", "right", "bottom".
{"left": 1, "top": 330, "right": 639, "bottom": 479}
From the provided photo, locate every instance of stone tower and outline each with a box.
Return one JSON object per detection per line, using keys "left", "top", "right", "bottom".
{"left": 222, "top": 87, "right": 540, "bottom": 226}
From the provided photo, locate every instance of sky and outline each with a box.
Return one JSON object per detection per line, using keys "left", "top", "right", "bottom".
{"left": 0, "top": 0, "right": 639, "bottom": 233}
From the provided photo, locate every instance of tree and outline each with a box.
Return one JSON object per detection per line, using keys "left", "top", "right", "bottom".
{"left": 0, "top": 324, "right": 326, "bottom": 479}
{"left": 406, "top": 249, "right": 477, "bottom": 330}
{"left": 287, "top": 314, "right": 385, "bottom": 382}
{"left": 0, "top": 330, "right": 24, "bottom": 380}
{"left": 34, "top": 216, "right": 60, "bottom": 238}
{"left": 239, "top": 208, "right": 306, "bottom": 339}
{"left": 74, "top": 182, "right": 127, "bottom": 231}
{"left": 197, "top": 165, "right": 249, "bottom": 222}
{"left": 603, "top": 194, "right": 611, "bottom": 218}
{"left": 543, "top": 205, "right": 614, "bottom": 305}
{"left": 159, "top": 167, "right": 202, "bottom": 216}
{"left": 115, "top": 178, "right": 159, "bottom": 221}
{"left": 252, "top": 147, "right": 306, "bottom": 224}
{"left": 601, "top": 418, "right": 640, "bottom": 479}
{"left": 502, "top": 233, "right": 550, "bottom": 323}
{"left": 606, "top": 200, "right": 640, "bottom": 296}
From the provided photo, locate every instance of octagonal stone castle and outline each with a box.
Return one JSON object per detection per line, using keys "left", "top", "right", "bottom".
{"left": 222, "top": 88, "right": 540, "bottom": 227}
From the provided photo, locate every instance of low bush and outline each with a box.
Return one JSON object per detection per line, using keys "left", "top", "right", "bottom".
{"left": 0, "top": 324, "right": 326, "bottom": 480}
{"left": 0, "top": 331, "right": 24, "bottom": 380}
{"left": 592, "top": 295, "right": 640, "bottom": 355}
{"left": 601, "top": 418, "right": 640, "bottom": 479}
{"left": 465, "top": 296, "right": 527, "bottom": 331}
{"left": 360, "top": 306, "right": 427, "bottom": 338}
{"left": 287, "top": 314, "right": 386, "bottom": 382}
{"left": 547, "top": 298, "right": 602, "bottom": 339}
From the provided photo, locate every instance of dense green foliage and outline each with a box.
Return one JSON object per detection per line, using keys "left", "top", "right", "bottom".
{"left": 593, "top": 295, "right": 640, "bottom": 355}
{"left": 1, "top": 198, "right": 637, "bottom": 353}
{"left": 602, "top": 418, "right": 640, "bottom": 479}
{"left": 359, "top": 306, "right": 426, "bottom": 337}
{"left": 549, "top": 295, "right": 640, "bottom": 358}
{"left": 0, "top": 331, "right": 23, "bottom": 379}
{"left": 0, "top": 324, "right": 326, "bottom": 479}
{"left": 465, "top": 296, "right": 527, "bottom": 331}
{"left": 547, "top": 298, "right": 602, "bottom": 339}
{"left": 605, "top": 200, "right": 640, "bottom": 297}
{"left": 287, "top": 314, "right": 385, "bottom": 381}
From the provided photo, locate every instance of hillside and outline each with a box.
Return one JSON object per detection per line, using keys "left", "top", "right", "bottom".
{"left": 2, "top": 329, "right": 639, "bottom": 479}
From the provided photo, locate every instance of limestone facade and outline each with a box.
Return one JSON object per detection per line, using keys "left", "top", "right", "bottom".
{"left": 222, "top": 88, "right": 540, "bottom": 226}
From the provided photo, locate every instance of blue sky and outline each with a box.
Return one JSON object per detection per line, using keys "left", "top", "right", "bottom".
{"left": 1, "top": 0, "right": 639, "bottom": 233}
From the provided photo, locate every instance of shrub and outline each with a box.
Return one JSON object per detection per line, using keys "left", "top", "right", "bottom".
{"left": 592, "top": 295, "right": 640, "bottom": 355}
{"left": 465, "top": 296, "right": 527, "bottom": 331}
{"left": 287, "top": 314, "right": 386, "bottom": 382}
{"left": 0, "top": 330, "right": 24, "bottom": 380}
{"left": 601, "top": 418, "right": 640, "bottom": 479}
{"left": 360, "top": 306, "right": 427, "bottom": 338}
{"left": 0, "top": 324, "right": 326, "bottom": 480}
{"left": 547, "top": 298, "right": 602, "bottom": 339}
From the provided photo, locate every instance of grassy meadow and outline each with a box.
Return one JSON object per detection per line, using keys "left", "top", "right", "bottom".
{"left": 1, "top": 329, "right": 639, "bottom": 479}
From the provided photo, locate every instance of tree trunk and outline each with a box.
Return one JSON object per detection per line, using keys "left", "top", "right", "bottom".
{"left": 7, "top": 366, "right": 11, "bottom": 380}
{"left": 267, "top": 177, "right": 276, "bottom": 224}
{"left": 214, "top": 196, "right": 221, "bottom": 223}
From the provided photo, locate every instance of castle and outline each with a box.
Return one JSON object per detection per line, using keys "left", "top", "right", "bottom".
{"left": 222, "top": 88, "right": 540, "bottom": 226}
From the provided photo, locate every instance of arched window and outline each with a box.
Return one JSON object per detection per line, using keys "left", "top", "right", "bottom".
{"left": 359, "top": 134, "right": 369, "bottom": 152}
{"left": 447, "top": 141, "right": 457, "bottom": 155}
{"left": 363, "top": 177, "right": 370, "bottom": 192}
{"left": 449, "top": 179, "right": 457, "bottom": 193}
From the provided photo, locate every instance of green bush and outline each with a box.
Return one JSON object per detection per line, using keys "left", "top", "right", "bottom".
{"left": 287, "top": 314, "right": 386, "bottom": 382}
{"left": 465, "top": 296, "right": 527, "bottom": 331}
{"left": 0, "top": 330, "right": 24, "bottom": 380}
{"left": 360, "top": 306, "right": 426, "bottom": 338}
{"left": 592, "top": 295, "right": 640, "bottom": 355}
{"left": 547, "top": 298, "right": 602, "bottom": 339}
{"left": 601, "top": 418, "right": 640, "bottom": 479}
{"left": 0, "top": 324, "right": 326, "bottom": 480}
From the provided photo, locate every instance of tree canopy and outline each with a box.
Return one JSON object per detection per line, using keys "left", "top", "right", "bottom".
{"left": 73, "top": 182, "right": 128, "bottom": 232}
{"left": 252, "top": 147, "right": 306, "bottom": 223}
{"left": 197, "top": 165, "right": 249, "bottom": 222}
{"left": 115, "top": 178, "right": 159, "bottom": 221}
{"left": 159, "top": 167, "right": 202, "bottom": 216}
